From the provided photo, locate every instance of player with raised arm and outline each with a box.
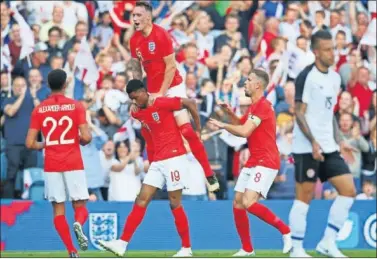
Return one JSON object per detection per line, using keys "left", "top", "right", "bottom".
{"left": 98, "top": 79, "right": 200, "bottom": 257}
{"left": 209, "top": 70, "right": 292, "bottom": 257}
{"left": 25, "top": 69, "right": 92, "bottom": 258}
{"left": 128, "top": 1, "right": 219, "bottom": 192}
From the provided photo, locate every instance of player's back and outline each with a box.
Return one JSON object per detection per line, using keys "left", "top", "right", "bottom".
{"left": 245, "top": 98, "right": 280, "bottom": 170}
{"left": 34, "top": 94, "right": 85, "bottom": 172}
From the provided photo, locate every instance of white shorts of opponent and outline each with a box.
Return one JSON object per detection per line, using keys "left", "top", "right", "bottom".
{"left": 143, "top": 154, "right": 189, "bottom": 192}
{"left": 166, "top": 82, "right": 187, "bottom": 117}
{"left": 44, "top": 170, "right": 90, "bottom": 203}
{"left": 234, "top": 166, "right": 278, "bottom": 198}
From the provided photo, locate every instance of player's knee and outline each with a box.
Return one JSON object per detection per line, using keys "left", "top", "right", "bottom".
{"left": 179, "top": 123, "right": 196, "bottom": 140}
{"left": 242, "top": 193, "right": 258, "bottom": 209}
{"left": 338, "top": 185, "right": 357, "bottom": 198}
{"left": 135, "top": 194, "right": 151, "bottom": 208}
{"left": 296, "top": 186, "right": 314, "bottom": 204}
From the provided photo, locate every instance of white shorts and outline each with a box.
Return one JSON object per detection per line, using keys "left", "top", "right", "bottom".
{"left": 166, "top": 83, "right": 187, "bottom": 117}
{"left": 234, "top": 166, "right": 278, "bottom": 198}
{"left": 45, "top": 170, "right": 89, "bottom": 203}
{"left": 143, "top": 155, "right": 189, "bottom": 192}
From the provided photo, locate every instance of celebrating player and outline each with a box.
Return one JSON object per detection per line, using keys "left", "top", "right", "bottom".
{"left": 289, "top": 30, "right": 356, "bottom": 258}
{"left": 98, "top": 79, "right": 200, "bottom": 257}
{"left": 25, "top": 69, "right": 92, "bottom": 258}
{"left": 128, "top": 1, "right": 219, "bottom": 192}
{"left": 209, "top": 70, "right": 292, "bottom": 256}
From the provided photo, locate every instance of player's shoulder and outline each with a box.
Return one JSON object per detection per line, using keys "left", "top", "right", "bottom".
{"left": 328, "top": 68, "right": 341, "bottom": 80}
{"left": 296, "top": 63, "right": 315, "bottom": 81}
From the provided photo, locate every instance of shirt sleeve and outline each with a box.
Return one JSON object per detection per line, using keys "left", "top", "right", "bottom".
{"left": 159, "top": 29, "right": 174, "bottom": 57}
{"left": 29, "top": 108, "right": 41, "bottom": 130}
{"left": 155, "top": 97, "right": 182, "bottom": 111}
{"left": 295, "top": 65, "right": 313, "bottom": 104}
{"left": 76, "top": 102, "right": 87, "bottom": 126}
{"left": 0, "top": 98, "right": 12, "bottom": 113}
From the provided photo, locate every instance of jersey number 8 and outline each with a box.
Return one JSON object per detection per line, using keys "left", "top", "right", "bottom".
{"left": 43, "top": 116, "right": 74, "bottom": 146}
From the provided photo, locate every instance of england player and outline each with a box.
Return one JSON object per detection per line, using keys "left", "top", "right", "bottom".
{"left": 98, "top": 79, "right": 201, "bottom": 257}
{"left": 128, "top": 1, "right": 219, "bottom": 192}
{"left": 26, "top": 69, "right": 92, "bottom": 258}
{"left": 210, "top": 70, "right": 292, "bottom": 257}
{"left": 289, "top": 30, "right": 356, "bottom": 258}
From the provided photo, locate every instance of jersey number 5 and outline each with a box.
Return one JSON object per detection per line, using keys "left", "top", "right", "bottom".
{"left": 43, "top": 116, "right": 74, "bottom": 146}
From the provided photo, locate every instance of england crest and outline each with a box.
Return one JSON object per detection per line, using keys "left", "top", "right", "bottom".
{"left": 89, "top": 213, "right": 118, "bottom": 250}
{"left": 152, "top": 112, "right": 160, "bottom": 121}
{"left": 148, "top": 41, "right": 156, "bottom": 52}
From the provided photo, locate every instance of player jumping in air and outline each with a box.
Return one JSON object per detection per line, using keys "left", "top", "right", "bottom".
{"left": 128, "top": 1, "right": 219, "bottom": 192}
{"left": 26, "top": 69, "right": 92, "bottom": 258}
{"left": 98, "top": 79, "right": 201, "bottom": 257}
{"left": 209, "top": 69, "right": 293, "bottom": 257}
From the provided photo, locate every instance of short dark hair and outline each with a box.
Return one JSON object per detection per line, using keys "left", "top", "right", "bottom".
{"left": 135, "top": 1, "right": 153, "bottom": 13}
{"left": 301, "top": 20, "right": 312, "bottom": 29}
{"left": 47, "top": 69, "right": 67, "bottom": 91}
{"left": 126, "top": 79, "right": 145, "bottom": 95}
{"left": 251, "top": 69, "right": 269, "bottom": 90}
{"left": 296, "top": 35, "right": 307, "bottom": 42}
{"left": 48, "top": 26, "right": 62, "bottom": 37}
{"left": 336, "top": 30, "right": 346, "bottom": 37}
{"left": 311, "top": 30, "right": 332, "bottom": 50}
{"left": 316, "top": 10, "right": 325, "bottom": 17}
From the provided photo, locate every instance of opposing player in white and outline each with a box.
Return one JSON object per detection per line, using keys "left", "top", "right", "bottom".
{"left": 290, "top": 30, "right": 356, "bottom": 258}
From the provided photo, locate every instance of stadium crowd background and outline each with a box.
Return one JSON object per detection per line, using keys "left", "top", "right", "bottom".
{"left": 0, "top": 0, "right": 376, "bottom": 202}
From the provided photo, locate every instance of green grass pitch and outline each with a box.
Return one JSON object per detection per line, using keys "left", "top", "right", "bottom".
{"left": 1, "top": 250, "right": 376, "bottom": 258}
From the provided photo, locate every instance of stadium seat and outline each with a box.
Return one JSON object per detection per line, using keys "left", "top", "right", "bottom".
{"left": 0, "top": 152, "right": 7, "bottom": 181}
{"left": 28, "top": 181, "right": 45, "bottom": 201}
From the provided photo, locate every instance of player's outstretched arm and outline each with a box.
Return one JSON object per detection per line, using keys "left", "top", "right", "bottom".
{"left": 181, "top": 98, "right": 201, "bottom": 134}
{"left": 79, "top": 124, "right": 92, "bottom": 146}
{"left": 208, "top": 116, "right": 259, "bottom": 138}
{"left": 217, "top": 101, "right": 242, "bottom": 125}
{"left": 25, "top": 129, "right": 44, "bottom": 150}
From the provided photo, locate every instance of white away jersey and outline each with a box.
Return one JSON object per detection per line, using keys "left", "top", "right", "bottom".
{"left": 292, "top": 64, "right": 341, "bottom": 154}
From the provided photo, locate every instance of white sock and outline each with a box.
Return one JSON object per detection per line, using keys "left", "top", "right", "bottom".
{"left": 119, "top": 239, "right": 128, "bottom": 248}
{"left": 289, "top": 200, "right": 309, "bottom": 249}
{"left": 323, "top": 195, "right": 354, "bottom": 242}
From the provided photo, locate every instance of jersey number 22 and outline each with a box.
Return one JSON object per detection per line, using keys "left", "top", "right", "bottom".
{"left": 43, "top": 116, "right": 74, "bottom": 146}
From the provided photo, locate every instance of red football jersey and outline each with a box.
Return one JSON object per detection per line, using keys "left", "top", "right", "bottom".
{"left": 240, "top": 97, "right": 280, "bottom": 170}
{"left": 29, "top": 94, "right": 87, "bottom": 172}
{"left": 131, "top": 97, "right": 186, "bottom": 161}
{"left": 129, "top": 24, "right": 183, "bottom": 93}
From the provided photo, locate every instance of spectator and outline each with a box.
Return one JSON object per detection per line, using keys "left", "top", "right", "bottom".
{"left": 236, "top": 56, "right": 253, "bottom": 88}
{"left": 178, "top": 43, "right": 210, "bottom": 83}
{"left": 185, "top": 72, "right": 199, "bottom": 98}
{"left": 279, "top": 8, "right": 300, "bottom": 44}
{"left": 99, "top": 140, "right": 116, "bottom": 201}
{"left": 198, "top": 79, "right": 216, "bottom": 125}
{"left": 45, "top": 26, "right": 63, "bottom": 63}
{"left": 339, "top": 113, "right": 369, "bottom": 178}
{"left": 1, "top": 2, "right": 13, "bottom": 44}
{"left": 12, "top": 42, "right": 51, "bottom": 81}
{"left": 50, "top": 55, "right": 64, "bottom": 70}
{"left": 39, "top": 5, "right": 74, "bottom": 42}
{"left": 312, "top": 10, "right": 328, "bottom": 34}
{"left": 348, "top": 66, "right": 374, "bottom": 117}
{"left": 92, "top": 11, "right": 114, "bottom": 49}
{"left": 335, "top": 91, "right": 359, "bottom": 122}
{"left": 31, "top": 24, "right": 41, "bottom": 43}
{"left": 329, "top": 9, "right": 352, "bottom": 45}
{"left": 81, "top": 101, "right": 108, "bottom": 201}
{"left": 213, "top": 13, "right": 247, "bottom": 54}
{"left": 361, "top": 122, "right": 376, "bottom": 184}
{"left": 0, "top": 77, "right": 38, "bottom": 198}
{"left": 27, "top": 68, "right": 50, "bottom": 101}
{"left": 0, "top": 71, "right": 10, "bottom": 99}
{"left": 108, "top": 140, "right": 142, "bottom": 201}
{"left": 8, "top": 24, "right": 21, "bottom": 67}
{"left": 356, "top": 180, "right": 376, "bottom": 200}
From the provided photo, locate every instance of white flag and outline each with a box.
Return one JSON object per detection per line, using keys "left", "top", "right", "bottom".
{"left": 360, "top": 18, "right": 376, "bottom": 46}
{"left": 0, "top": 44, "right": 12, "bottom": 71}
{"left": 113, "top": 119, "right": 136, "bottom": 143}
{"left": 12, "top": 8, "right": 35, "bottom": 60}
{"left": 74, "top": 37, "right": 99, "bottom": 91}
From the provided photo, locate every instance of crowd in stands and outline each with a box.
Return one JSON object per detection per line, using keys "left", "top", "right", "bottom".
{"left": 0, "top": 0, "right": 376, "bottom": 201}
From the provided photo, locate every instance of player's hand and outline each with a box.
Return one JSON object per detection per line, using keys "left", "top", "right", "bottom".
{"left": 208, "top": 118, "right": 225, "bottom": 130}
{"left": 311, "top": 140, "right": 324, "bottom": 162}
{"left": 195, "top": 130, "right": 201, "bottom": 140}
{"left": 217, "top": 101, "right": 232, "bottom": 114}
{"left": 208, "top": 192, "right": 217, "bottom": 201}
